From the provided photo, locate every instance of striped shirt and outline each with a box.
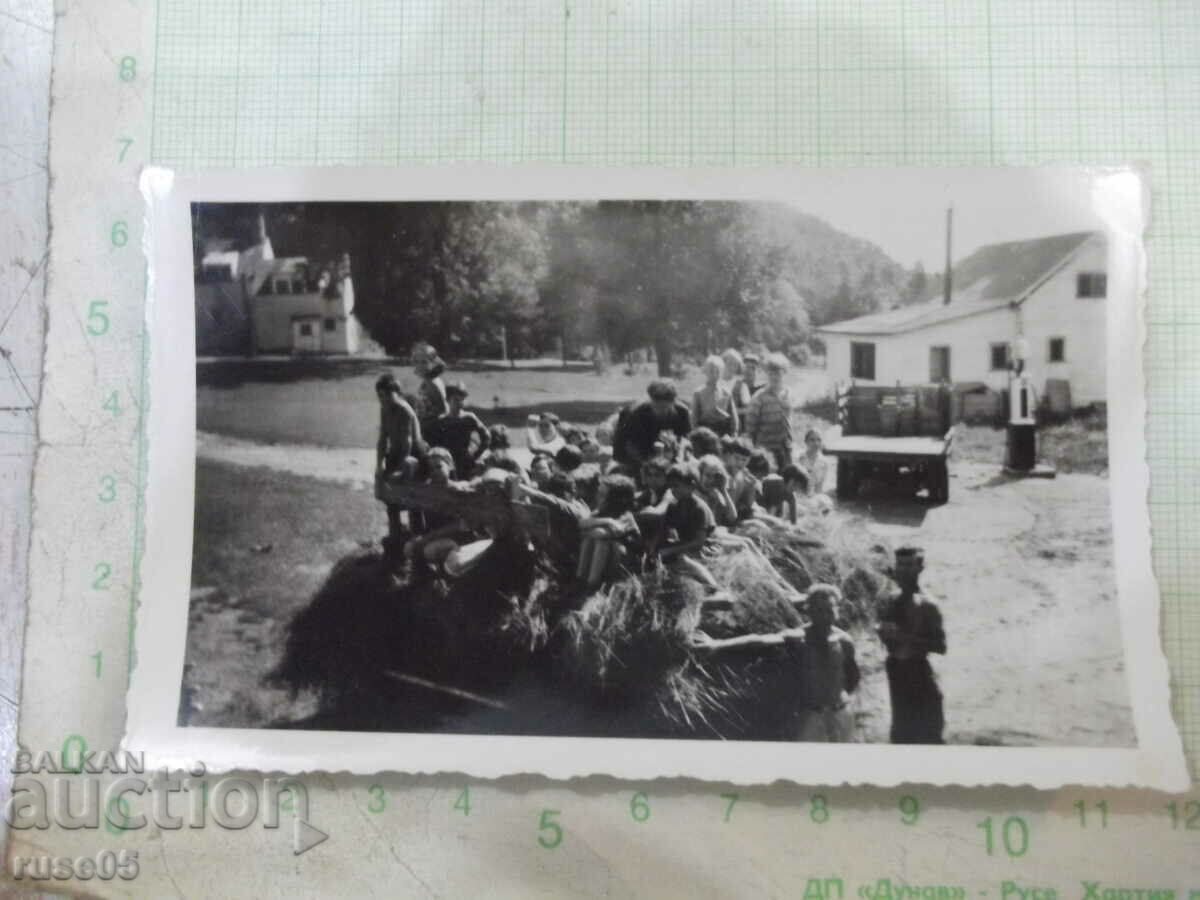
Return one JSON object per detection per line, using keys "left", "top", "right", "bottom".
{"left": 746, "top": 386, "right": 793, "bottom": 455}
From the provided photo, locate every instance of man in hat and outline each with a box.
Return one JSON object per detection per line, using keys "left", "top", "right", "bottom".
{"left": 615, "top": 380, "right": 692, "bottom": 468}
{"left": 435, "top": 381, "right": 490, "bottom": 480}
{"left": 877, "top": 546, "right": 947, "bottom": 744}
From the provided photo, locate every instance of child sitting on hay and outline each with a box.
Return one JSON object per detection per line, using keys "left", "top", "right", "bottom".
{"left": 721, "top": 436, "right": 758, "bottom": 521}
{"left": 697, "top": 454, "right": 739, "bottom": 528}
{"left": 648, "top": 464, "right": 720, "bottom": 590}
{"left": 404, "top": 447, "right": 477, "bottom": 574}
{"left": 576, "top": 474, "right": 641, "bottom": 590}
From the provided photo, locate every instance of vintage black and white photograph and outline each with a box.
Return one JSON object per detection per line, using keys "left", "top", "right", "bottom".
{"left": 128, "top": 167, "right": 1184, "bottom": 786}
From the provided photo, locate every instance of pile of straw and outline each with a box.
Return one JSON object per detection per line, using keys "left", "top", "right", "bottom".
{"left": 548, "top": 510, "right": 893, "bottom": 739}
{"left": 275, "top": 502, "right": 893, "bottom": 739}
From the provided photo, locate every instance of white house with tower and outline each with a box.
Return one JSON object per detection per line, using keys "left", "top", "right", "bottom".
{"left": 195, "top": 216, "right": 362, "bottom": 357}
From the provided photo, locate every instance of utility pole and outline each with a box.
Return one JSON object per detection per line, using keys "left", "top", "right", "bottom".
{"left": 943, "top": 206, "right": 954, "bottom": 306}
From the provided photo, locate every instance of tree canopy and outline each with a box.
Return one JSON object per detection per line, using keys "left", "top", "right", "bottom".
{"left": 193, "top": 199, "right": 910, "bottom": 372}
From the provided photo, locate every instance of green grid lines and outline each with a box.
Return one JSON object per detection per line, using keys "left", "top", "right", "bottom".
{"left": 148, "top": 0, "right": 1200, "bottom": 774}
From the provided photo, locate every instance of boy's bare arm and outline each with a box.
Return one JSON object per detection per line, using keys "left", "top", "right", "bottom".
{"left": 694, "top": 626, "right": 805, "bottom": 652}
{"left": 472, "top": 414, "right": 490, "bottom": 457}
{"left": 407, "top": 403, "right": 423, "bottom": 449}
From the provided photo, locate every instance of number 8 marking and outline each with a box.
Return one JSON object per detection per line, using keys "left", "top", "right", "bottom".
{"left": 810, "top": 794, "right": 830, "bottom": 824}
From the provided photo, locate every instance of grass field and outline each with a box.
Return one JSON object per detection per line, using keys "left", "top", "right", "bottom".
{"left": 182, "top": 460, "right": 383, "bottom": 725}
{"left": 197, "top": 357, "right": 834, "bottom": 449}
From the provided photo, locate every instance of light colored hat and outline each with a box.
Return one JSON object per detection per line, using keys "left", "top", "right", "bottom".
{"left": 444, "top": 538, "right": 493, "bottom": 577}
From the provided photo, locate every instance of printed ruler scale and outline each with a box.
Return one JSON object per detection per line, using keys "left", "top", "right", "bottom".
{"left": 11, "top": 0, "right": 1200, "bottom": 894}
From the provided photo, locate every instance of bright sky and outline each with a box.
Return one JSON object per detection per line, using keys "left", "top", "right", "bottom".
{"left": 787, "top": 168, "right": 1110, "bottom": 271}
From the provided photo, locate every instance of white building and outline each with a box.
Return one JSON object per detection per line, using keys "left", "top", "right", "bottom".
{"left": 816, "top": 231, "right": 1107, "bottom": 408}
{"left": 195, "top": 217, "right": 361, "bottom": 356}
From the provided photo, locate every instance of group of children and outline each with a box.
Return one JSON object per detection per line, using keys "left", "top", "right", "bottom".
{"left": 377, "top": 349, "right": 947, "bottom": 745}
{"left": 376, "top": 349, "right": 836, "bottom": 595}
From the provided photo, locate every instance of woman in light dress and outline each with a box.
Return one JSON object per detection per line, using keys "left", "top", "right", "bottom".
{"left": 691, "top": 355, "right": 739, "bottom": 437}
{"left": 799, "top": 428, "right": 830, "bottom": 495}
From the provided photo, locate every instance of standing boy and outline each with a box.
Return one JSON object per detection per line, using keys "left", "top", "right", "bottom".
{"left": 787, "top": 585, "right": 860, "bottom": 742}
{"left": 745, "top": 353, "right": 794, "bottom": 469}
{"left": 375, "top": 374, "right": 422, "bottom": 540}
{"left": 413, "top": 346, "right": 448, "bottom": 430}
{"left": 732, "top": 352, "right": 764, "bottom": 430}
{"left": 436, "top": 381, "right": 490, "bottom": 480}
{"left": 878, "top": 546, "right": 947, "bottom": 744}
{"left": 690, "top": 583, "right": 859, "bottom": 742}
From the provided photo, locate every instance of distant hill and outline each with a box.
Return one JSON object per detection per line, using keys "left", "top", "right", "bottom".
{"left": 745, "top": 202, "right": 913, "bottom": 326}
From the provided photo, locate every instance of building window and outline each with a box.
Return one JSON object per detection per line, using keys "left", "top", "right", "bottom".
{"left": 989, "top": 342, "right": 1010, "bottom": 371}
{"left": 929, "top": 346, "right": 951, "bottom": 382}
{"left": 1077, "top": 272, "right": 1107, "bottom": 298}
{"left": 298, "top": 323, "right": 313, "bottom": 337}
{"left": 850, "top": 342, "right": 876, "bottom": 380}
{"left": 1048, "top": 337, "right": 1065, "bottom": 362}
{"left": 323, "top": 318, "right": 337, "bottom": 332}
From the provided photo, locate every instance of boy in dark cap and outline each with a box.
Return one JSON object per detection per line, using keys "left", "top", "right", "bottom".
{"left": 878, "top": 546, "right": 947, "bottom": 744}
{"left": 436, "top": 381, "right": 490, "bottom": 479}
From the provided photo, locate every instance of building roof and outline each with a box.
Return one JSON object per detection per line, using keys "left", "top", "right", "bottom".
{"left": 817, "top": 230, "right": 1100, "bottom": 336}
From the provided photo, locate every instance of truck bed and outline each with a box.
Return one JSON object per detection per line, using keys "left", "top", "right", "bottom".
{"left": 823, "top": 434, "right": 951, "bottom": 460}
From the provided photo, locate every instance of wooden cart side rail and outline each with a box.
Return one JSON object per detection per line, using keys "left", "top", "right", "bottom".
{"left": 375, "top": 475, "right": 578, "bottom": 560}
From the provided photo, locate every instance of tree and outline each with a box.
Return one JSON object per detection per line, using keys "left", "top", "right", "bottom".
{"left": 905, "top": 261, "right": 929, "bottom": 304}
{"left": 536, "top": 202, "right": 597, "bottom": 364}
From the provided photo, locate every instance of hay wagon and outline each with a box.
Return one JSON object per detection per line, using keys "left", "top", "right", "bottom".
{"left": 824, "top": 383, "right": 955, "bottom": 503}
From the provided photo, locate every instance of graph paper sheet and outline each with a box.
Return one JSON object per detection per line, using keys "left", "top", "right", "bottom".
{"left": 145, "top": 0, "right": 1200, "bottom": 779}
{"left": 12, "top": 0, "right": 1200, "bottom": 894}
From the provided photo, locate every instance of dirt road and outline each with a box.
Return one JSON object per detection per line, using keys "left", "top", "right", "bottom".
{"left": 195, "top": 432, "right": 1134, "bottom": 746}
{"left": 843, "top": 462, "right": 1133, "bottom": 746}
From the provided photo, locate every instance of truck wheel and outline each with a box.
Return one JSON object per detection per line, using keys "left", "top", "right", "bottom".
{"left": 931, "top": 459, "right": 949, "bottom": 503}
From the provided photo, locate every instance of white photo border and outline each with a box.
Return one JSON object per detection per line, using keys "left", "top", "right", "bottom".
{"left": 126, "top": 165, "right": 1188, "bottom": 790}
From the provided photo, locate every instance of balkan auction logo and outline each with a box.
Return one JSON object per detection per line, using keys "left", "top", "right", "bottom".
{"left": 5, "top": 747, "right": 329, "bottom": 879}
